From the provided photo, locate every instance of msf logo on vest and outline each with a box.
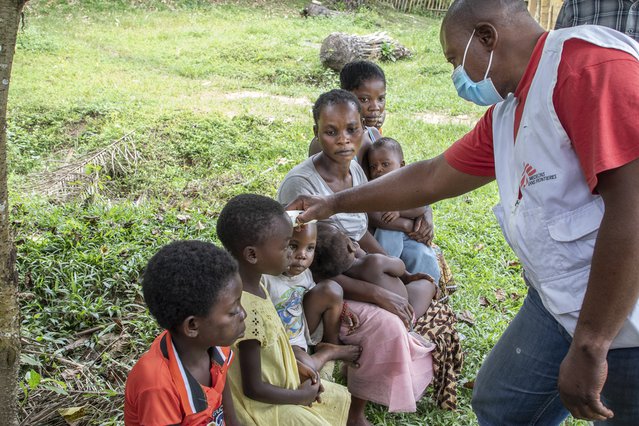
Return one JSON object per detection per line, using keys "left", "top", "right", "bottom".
{"left": 516, "top": 162, "right": 558, "bottom": 204}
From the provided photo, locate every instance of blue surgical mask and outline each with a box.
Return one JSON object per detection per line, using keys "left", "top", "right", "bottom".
{"left": 452, "top": 29, "right": 504, "bottom": 106}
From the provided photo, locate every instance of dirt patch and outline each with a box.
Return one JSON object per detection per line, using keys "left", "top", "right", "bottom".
{"left": 414, "top": 112, "right": 477, "bottom": 126}
{"left": 221, "top": 90, "right": 311, "bottom": 106}
{"left": 65, "top": 119, "right": 88, "bottom": 139}
{"left": 301, "top": 40, "right": 322, "bottom": 49}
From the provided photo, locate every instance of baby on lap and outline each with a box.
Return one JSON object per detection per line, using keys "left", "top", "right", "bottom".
{"left": 311, "top": 222, "right": 437, "bottom": 323}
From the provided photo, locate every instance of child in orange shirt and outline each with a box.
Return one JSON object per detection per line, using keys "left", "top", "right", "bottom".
{"left": 124, "top": 241, "right": 246, "bottom": 426}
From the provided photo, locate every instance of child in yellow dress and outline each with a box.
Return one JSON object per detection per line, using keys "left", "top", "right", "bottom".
{"left": 216, "top": 194, "right": 351, "bottom": 425}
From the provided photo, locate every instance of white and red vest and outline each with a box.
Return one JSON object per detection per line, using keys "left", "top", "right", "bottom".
{"left": 492, "top": 26, "right": 639, "bottom": 348}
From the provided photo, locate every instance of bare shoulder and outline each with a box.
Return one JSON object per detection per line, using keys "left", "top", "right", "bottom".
{"left": 361, "top": 253, "right": 389, "bottom": 271}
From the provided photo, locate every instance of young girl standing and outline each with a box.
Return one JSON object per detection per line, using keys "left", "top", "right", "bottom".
{"left": 216, "top": 194, "right": 351, "bottom": 425}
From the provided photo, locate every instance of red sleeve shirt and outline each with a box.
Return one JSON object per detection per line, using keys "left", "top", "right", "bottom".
{"left": 124, "top": 331, "right": 233, "bottom": 426}
{"left": 443, "top": 105, "right": 497, "bottom": 177}
{"left": 444, "top": 32, "right": 639, "bottom": 192}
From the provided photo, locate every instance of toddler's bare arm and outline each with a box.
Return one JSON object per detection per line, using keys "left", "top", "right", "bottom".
{"left": 399, "top": 206, "right": 427, "bottom": 219}
{"left": 368, "top": 211, "right": 414, "bottom": 233}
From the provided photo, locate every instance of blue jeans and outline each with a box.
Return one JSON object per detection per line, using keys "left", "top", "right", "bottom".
{"left": 374, "top": 228, "right": 441, "bottom": 283}
{"left": 472, "top": 285, "right": 639, "bottom": 425}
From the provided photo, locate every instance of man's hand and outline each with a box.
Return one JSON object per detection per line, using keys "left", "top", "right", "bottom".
{"left": 408, "top": 214, "right": 434, "bottom": 246}
{"left": 286, "top": 194, "right": 334, "bottom": 224}
{"left": 558, "top": 345, "right": 613, "bottom": 421}
{"left": 381, "top": 211, "right": 400, "bottom": 223}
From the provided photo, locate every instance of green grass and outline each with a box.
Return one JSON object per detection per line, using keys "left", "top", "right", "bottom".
{"left": 9, "top": 1, "right": 585, "bottom": 424}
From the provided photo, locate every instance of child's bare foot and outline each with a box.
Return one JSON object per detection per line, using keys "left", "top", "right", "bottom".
{"left": 316, "top": 342, "right": 361, "bottom": 365}
{"left": 347, "top": 413, "right": 373, "bottom": 426}
{"left": 313, "top": 342, "right": 362, "bottom": 369}
{"left": 348, "top": 397, "right": 370, "bottom": 426}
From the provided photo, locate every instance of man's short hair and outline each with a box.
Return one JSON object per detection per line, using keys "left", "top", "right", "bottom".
{"left": 445, "top": 0, "right": 529, "bottom": 29}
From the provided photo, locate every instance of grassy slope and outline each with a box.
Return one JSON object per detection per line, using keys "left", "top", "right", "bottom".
{"left": 9, "top": 1, "right": 583, "bottom": 424}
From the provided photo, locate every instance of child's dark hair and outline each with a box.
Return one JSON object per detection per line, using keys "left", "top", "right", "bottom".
{"left": 370, "top": 137, "right": 404, "bottom": 159}
{"left": 310, "top": 222, "right": 354, "bottom": 280}
{"left": 142, "top": 240, "right": 238, "bottom": 331}
{"left": 312, "top": 89, "right": 362, "bottom": 124}
{"left": 340, "top": 60, "right": 386, "bottom": 92}
{"left": 216, "top": 193, "right": 287, "bottom": 256}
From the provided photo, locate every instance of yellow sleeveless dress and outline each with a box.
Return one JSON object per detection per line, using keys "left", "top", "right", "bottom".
{"left": 228, "top": 282, "right": 350, "bottom": 425}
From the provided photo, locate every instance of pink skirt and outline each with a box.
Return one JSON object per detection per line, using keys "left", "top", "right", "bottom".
{"left": 340, "top": 300, "right": 434, "bottom": 412}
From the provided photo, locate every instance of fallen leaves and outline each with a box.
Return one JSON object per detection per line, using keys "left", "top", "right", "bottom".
{"left": 457, "top": 310, "right": 475, "bottom": 326}
{"left": 176, "top": 213, "right": 190, "bottom": 223}
{"left": 58, "top": 406, "right": 87, "bottom": 425}
{"left": 477, "top": 287, "right": 523, "bottom": 313}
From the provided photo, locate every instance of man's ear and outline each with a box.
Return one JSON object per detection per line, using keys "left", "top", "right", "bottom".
{"left": 180, "top": 316, "right": 199, "bottom": 338}
{"left": 400, "top": 160, "right": 406, "bottom": 167}
{"left": 475, "top": 22, "right": 498, "bottom": 51}
{"left": 243, "top": 246, "right": 258, "bottom": 265}
{"left": 313, "top": 124, "right": 318, "bottom": 138}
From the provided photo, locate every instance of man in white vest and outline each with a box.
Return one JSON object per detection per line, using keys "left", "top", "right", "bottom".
{"left": 288, "top": 0, "right": 639, "bottom": 424}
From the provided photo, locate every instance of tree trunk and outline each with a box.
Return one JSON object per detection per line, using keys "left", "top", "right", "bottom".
{"left": 0, "top": 1, "right": 27, "bottom": 425}
{"left": 320, "top": 32, "right": 412, "bottom": 72}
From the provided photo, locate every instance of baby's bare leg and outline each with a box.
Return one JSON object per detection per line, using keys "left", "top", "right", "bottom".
{"left": 406, "top": 279, "right": 436, "bottom": 319}
{"left": 312, "top": 342, "right": 362, "bottom": 371}
{"left": 304, "top": 280, "right": 361, "bottom": 369}
{"left": 303, "top": 279, "right": 343, "bottom": 344}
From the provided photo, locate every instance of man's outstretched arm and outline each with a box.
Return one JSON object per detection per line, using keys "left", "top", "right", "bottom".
{"left": 289, "top": 154, "right": 493, "bottom": 223}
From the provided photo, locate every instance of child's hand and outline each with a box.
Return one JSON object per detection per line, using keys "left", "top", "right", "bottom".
{"left": 401, "top": 272, "right": 435, "bottom": 285}
{"left": 314, "top": 382, "right": 325, "bottom": 404}
{"left": 296, "top": 359, "right": 319, "bottom": 384}
{"left": 382, "top": 211, "right": 400, "bottom": 223}
{"left": 298, "top": 378, "right": 322, "bottom": 406}
{"left": 340, "top": 302, "right": 360, "bottom": 333}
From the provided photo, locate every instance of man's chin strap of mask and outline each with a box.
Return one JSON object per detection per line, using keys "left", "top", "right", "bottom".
{"left": 452, "top": 28, "right": 504, "bottom": 106}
